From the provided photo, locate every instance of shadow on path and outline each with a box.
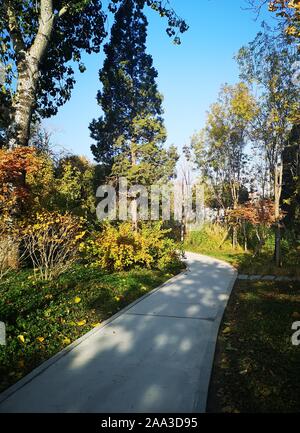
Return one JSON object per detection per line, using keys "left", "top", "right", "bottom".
{"left": 0, "top": 252, "right": 237, "bottom": 413}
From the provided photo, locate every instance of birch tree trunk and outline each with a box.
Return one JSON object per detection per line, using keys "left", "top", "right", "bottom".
{"left": 5, "top": 1, "right": 58, "bottom": 148}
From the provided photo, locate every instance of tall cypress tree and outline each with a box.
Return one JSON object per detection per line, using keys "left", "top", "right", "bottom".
{"left": 89, "top": 0, "right": 178, "bottom": 185}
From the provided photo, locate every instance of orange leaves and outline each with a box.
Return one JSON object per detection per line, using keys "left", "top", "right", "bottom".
{"left": 0, "top": 147, "right": 40, "bottom": 181}
{"left": 0, "top": 147, "right": 41, "bottom": 214}
{"left": 228, "top": 199, "right": 278, "bottom": 227}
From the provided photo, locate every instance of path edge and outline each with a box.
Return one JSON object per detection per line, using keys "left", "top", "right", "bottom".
{"left": 187, "top": 252, "right": 238, "bottom": 413}
{"left": 0, "top": 265, "right": 189, "bottom": 406}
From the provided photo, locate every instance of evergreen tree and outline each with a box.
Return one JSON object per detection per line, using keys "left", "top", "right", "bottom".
{"left": 89, "top": 0, "right": 178, "bottom": 185}
{"left": 282, "top": 125, "right": 300, "bottom": 230}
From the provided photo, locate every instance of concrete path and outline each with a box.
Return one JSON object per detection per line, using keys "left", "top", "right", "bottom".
{"left": 0, "top": 252, "right": 237, "bottom": 413}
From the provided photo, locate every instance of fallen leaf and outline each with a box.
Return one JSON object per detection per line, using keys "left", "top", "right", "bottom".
{"left": 76, "top": 320, "right": 86, "bottom": 326}
{"left": 91, "top": 323, "right": 101, "bottom": 328}
{"left": 17, "top": 335, "right": 25, "bottom": 344}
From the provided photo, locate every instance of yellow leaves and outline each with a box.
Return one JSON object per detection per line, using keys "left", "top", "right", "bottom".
{"left": 91, "top": 323, "right": 101, "bottom": 328}
{"left": 62, "top": 337, "right": 71, "bottom": 345}
{"left": 17, "top": 335, "right": 25, "bottom": 344}
{"left": 75, "top": 231, "right": 86, "bottom": 241}
{"left": 36, "top": 337, "right": 45, "bottom": 343}
{"left": 74, "top": 296, "right": 81, "bottom": 304}
{"left": 76, "top": 320, "right": 86, "bottom": 327}
{"left": 222, "top": 327, "right": 232, "bottom": 335}
{"left": 285, "top": 25, "right": 299, "bottom": 36}
{"left": 114, "top": 296, "right": 121, "bottom": 302}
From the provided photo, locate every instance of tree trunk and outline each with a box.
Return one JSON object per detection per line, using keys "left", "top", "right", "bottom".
{"left": 9, "top": 58, "right": 39, "bottom": 148}
{"left": 6, "top": 0, "right": 55, "bottom": 148}
{"left": 131, "top": 143, "right": 138, "bottom": 231}
{"left": 231, "top": 185, "right": 239, "bottom": 249}
{"left": 274, "top": 162, "right": 283, "bottom": 267}
{"left": 243, "top": 221, "right": 248, "bottom": 252}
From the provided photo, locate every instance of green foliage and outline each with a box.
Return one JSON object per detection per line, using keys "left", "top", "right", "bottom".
{"left": 80, "top": 221, "right": 183, "bottom": 272}
{"left": 186, "top": 224, "right": 241, "bottom": 254}
{"left": 282, "top": 126, "right": 300, "bottom": 231}
{"left": 0, "top": 1, "right": 107, "bottom": 120}
{"left": 190, "top": 83, "right": 257, "bottom": 209}
{"left": 185, "top": 223, "right": 300, "bottom": 277}
{"left": 236, "top": 25, "right": 300, "bottom": 175}
{"left": 26, "top": 151, "right": 100, "bottom": 221}
{"left": 0, "top": 263, "right": 181, "bottom": 392}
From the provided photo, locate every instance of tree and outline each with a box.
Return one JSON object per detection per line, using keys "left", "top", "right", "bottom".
{"left": 190, "top": 83, "right": 257, "bottom": 246}
{"left": 0, "top": 146, "right": 41, "bottom": 217}
{"left": 90, "top": 0, "right": 178, "bottom": 226}
{"left": 268, "top": 0, "right": 300, "bottom": 42}
{"left": 228, "top": 199, "right": 277, "bottom": 255}
{"left": 0, "top": 0, "right": 187, "bottom": 148}
{"left": 282, "top": 125, "right": 300, "bottom": 231}
{"left": 237, "top": 25, "right": 300, "bottom": 264}
{"left": 1, "top": 1, "right": 107, "bottom": 148}
{"left": 54, "top": 155, "right": 96, "bottom": 219}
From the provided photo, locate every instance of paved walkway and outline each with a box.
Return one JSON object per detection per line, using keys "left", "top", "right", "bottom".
{"left": 0, "top": 252, "right": 237, "bottom": 413}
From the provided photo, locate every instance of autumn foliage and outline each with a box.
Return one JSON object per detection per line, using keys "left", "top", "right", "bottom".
{"left": 0, "top": 147, "right": 41, "bottom": 215}
{"left": 269, "top": 0, "right": 300, "bottom": 39}
{"left": 228, "top": 199, "right": 283, "bottom": 254}
{"left": 228, "top": 199, "right": 277, "bottom": 227}
{"left": 22, "top": 211, "right": 86, "bottom": 280}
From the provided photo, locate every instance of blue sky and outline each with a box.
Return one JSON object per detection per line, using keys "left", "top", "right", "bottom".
{"left": 44, "top": 0, "right": 272, "bottom": 161}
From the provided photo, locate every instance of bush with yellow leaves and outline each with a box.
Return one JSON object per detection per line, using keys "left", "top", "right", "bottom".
{"left": 22, "top": 211, "right": 86, "bottom": 280}
{"left": 80, "top": 221, "right": 183, "bottom": 272}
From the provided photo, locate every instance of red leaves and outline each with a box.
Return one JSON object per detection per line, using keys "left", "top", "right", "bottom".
{"left": 228, "top": 200, "right": 278, "bottom": 227}
{"left": 0, "top": 147, "right": 41, "bottom": 214}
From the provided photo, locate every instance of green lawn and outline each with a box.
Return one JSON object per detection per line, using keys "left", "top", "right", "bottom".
{"left": 207, "top": 279, "right": 300, "bottom": 413}
{"left": 0, "top": 264, "right": 182, "bottom": 393}
{"left": 185, "top": 230, "right": 300, "bottom": 277}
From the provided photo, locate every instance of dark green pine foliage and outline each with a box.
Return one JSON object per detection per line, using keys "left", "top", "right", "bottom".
{"left": 282, "top": 125, "right": 300, "bottom": 230}
{"left": 90, "top": 0, "right": 178, "bottom": 185}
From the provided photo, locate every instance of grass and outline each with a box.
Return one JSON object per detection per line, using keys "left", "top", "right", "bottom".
{"left": 207, "top": 279, "right": 300, "bottom": 413}
{"left": 185, "top": 225, "right": 300, "bottom": 277}
{"left": 0, "top": 263, "right": 183, "bottom": 393}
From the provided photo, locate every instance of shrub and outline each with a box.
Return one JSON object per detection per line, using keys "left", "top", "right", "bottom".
{"left": 22, "top": 211, "right": 86, "bottom": 280}
{"left": 80, "top": 221, "right": 183, "bottom": 272}
{"left": 0, "top": 218, "right": 26, "bottom": 280}
{"left": 186, "top": 223, "right": 234, "bottom": 252}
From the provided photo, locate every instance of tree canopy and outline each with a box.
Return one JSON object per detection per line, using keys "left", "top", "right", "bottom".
{"left": 90, "top": 0, "right": 178, "bottom": 185}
